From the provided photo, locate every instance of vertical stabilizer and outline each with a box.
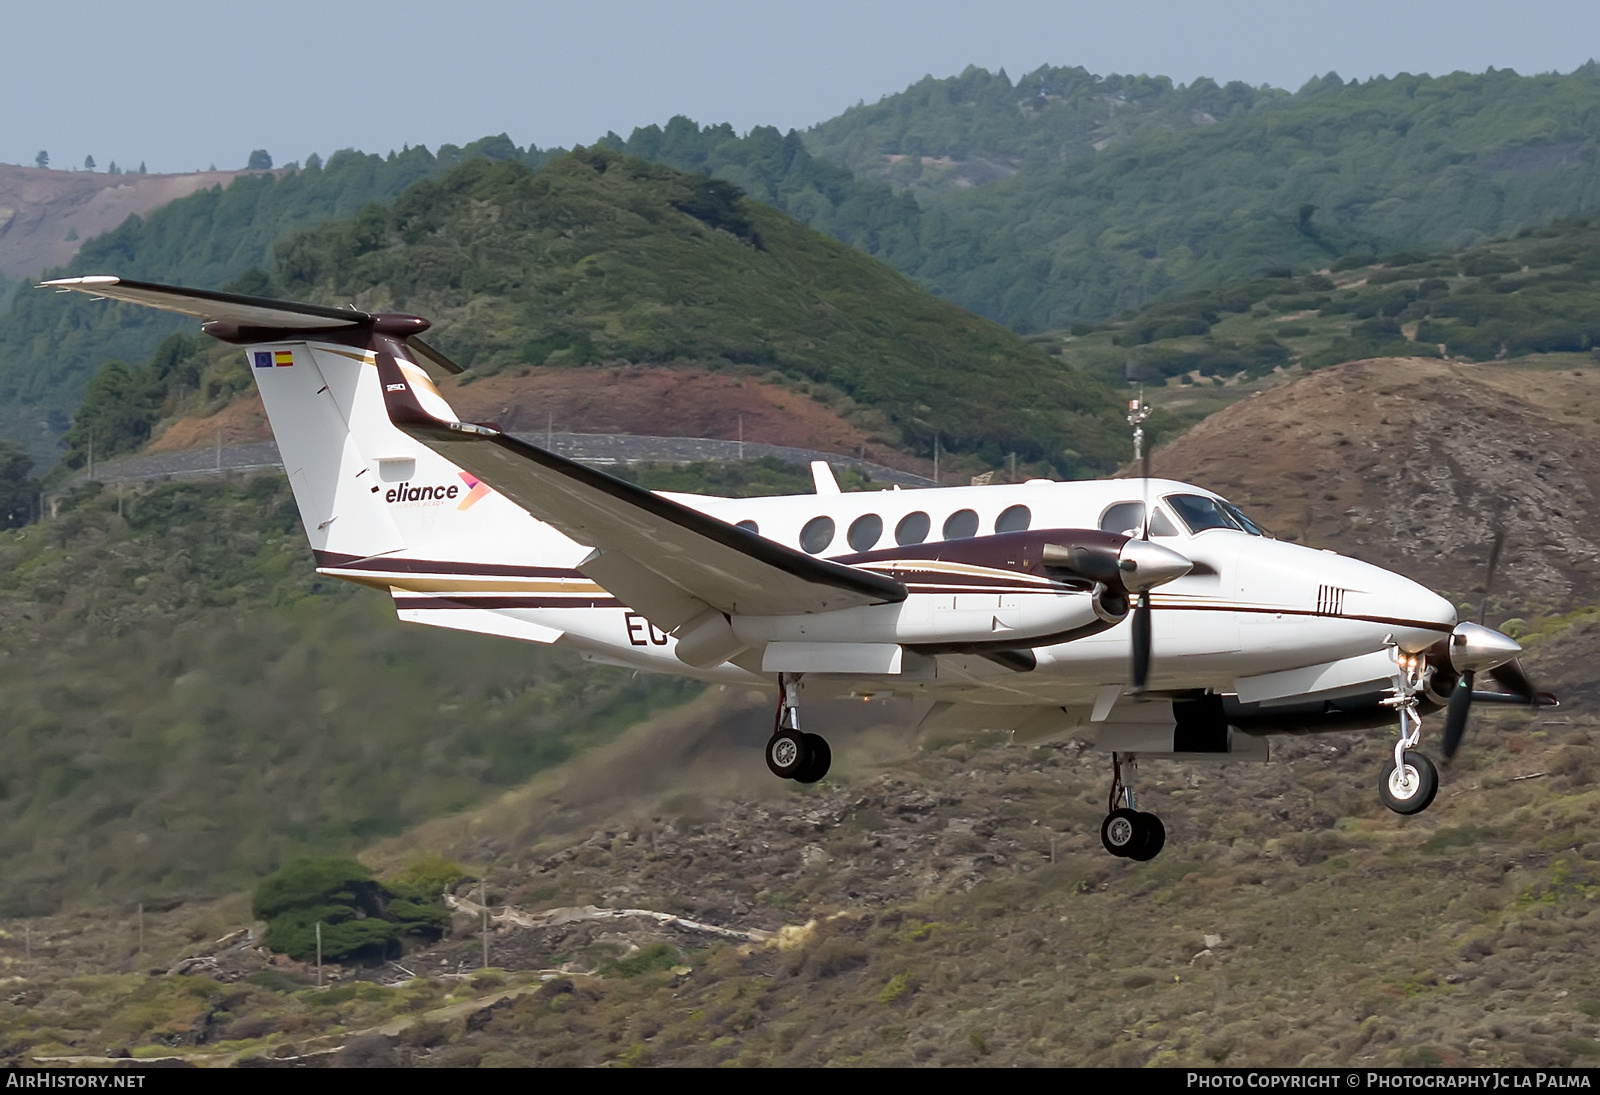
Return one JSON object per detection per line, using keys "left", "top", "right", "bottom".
{"left": 243, "top": 336, "right": 568, "bottom": 568}
{"left": 249, "top": 340, "right": 405, "bottom": 559}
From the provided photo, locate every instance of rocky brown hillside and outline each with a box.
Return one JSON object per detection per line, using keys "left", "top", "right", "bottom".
{"left": 3, "top": 615, "right": 1595, "bottom": 1067}
{"left": 1149, "top": 357, "right": 1600, "bottom": 615}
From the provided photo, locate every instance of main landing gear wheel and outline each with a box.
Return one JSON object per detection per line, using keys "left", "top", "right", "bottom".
{"left": 1100, "top": 751, "right": 1167, "bottom": 860}
{"left": 765, "top": 729, "right": 833, "bottom": 782}
{"left": 1129, "top": 812, "right": 1165, "bottom": 861}
{"left": 765, "top": 673, "right": 832, "bottom": 783}
{"left": 794, "top": 733, "right": 831, "bottom": 784}
{"left": 1379, "top": 753, "right": 1439, "bottom": 815}
{"left": 1101, "top": 809, "right": 1165, "bottom": 860}
{"left": 1101, "top": 808, "right": 1139, "bottom": 857}
{"left": 766, "top": 729, "right": 807, "bottom": 779}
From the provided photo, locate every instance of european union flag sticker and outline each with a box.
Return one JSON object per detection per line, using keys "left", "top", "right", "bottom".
{"left": 253, "top": 352, "right": 273, "bottom": 368}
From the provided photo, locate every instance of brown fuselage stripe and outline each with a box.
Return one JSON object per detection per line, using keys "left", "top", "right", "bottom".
{"left": 326, "top": 557, "right": 1452, "bottom": 634}
{"left": 389, "top": 592, "right": 1449, "bottom": 633}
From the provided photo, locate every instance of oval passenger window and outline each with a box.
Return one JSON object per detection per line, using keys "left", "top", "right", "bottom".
{"left": 734, "top": 520, "right": 758, "bottom": 534}
{"left": 847, "top": 514, "right": 883, "bottom": 552}
{"left": 994, "top": 504, "right": 1031, "bottom": 534}
{"left": 942, "top": 509, "right": 979, "bottom": 540}
{"left": 799, "top": 516, "right": 836, "bottom": 554}
{"left": 895, "top": 511, "right": 931, "bottom": 546}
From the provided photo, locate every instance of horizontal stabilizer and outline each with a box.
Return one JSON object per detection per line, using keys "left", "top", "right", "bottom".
{"left": 43, "top": 275, "right": 368, "bottom": 329}
{"left": 41, "top": 275, "right": 464, "bottom": 378}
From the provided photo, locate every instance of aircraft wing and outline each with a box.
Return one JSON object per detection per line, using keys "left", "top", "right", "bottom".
{"left": 372, "top": 352, "right": 906, "bottom": 624}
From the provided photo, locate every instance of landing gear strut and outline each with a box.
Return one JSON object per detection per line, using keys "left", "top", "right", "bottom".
{"left": 1100, "top": 752, "right": 1165, "bottom": 860}
{"left": 766, "top": 673, "right": 831, "bottom": 784}
{"left": 1378, "top": 651, "right": 1440, "bottom": 815}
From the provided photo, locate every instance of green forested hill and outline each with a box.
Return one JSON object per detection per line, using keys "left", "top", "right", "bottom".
{"left": 806, "top": 64, "right": 1286, "bottom": 189}
{"left": 876, "top": 66, "right": 1600, "bottom": 330}
{"left": 1052, "top": 213, "right": 1600, "bottom": 389}
{"left": 270, "top": 149, "right": 1125, "bottom": 474}
{"left": 557, "top": 67, "right": 1600, "bottom": 336}
{"left": 598, "top": 119, "right": 923, "bottom": 268}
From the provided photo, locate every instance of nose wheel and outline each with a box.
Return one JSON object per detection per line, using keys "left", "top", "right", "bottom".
{"left": 1379, "top": 753, "right": 1438, "bottom": 815}
{"left": 1100, "top": 753, "right": 1165, "bottom": 860}
{"left": 767, "top": 674, "right": 831, "bottom": 784}
{"left": 1378, "top": 651, "right": 1440, "bottom": 815}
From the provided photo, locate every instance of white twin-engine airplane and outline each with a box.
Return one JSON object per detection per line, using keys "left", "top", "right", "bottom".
{"left": 47, "top": 276, "right": 1557, "bottom": 861}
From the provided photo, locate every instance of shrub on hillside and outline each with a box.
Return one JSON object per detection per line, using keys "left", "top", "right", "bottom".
{"left": 252, "top": 855, "right": 453, "bottom": 963}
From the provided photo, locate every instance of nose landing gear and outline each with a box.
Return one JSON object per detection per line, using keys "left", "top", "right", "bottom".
{"left": 1378, "top": 651, "right": 1440, "bottom": 815}
{"left": 766, "top": 673, "right": 831, "bottom": 784}
{"left": 1100, "top": 752, "right": 1165, "bottom": 860}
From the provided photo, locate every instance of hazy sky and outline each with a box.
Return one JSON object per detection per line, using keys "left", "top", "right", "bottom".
{"left": 7, "top": 0, "right": 1600, "bottom": 173}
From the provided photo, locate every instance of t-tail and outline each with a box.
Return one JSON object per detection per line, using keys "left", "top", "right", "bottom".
{"left": 41, "top": 276, "right": 591, "bottom": 646}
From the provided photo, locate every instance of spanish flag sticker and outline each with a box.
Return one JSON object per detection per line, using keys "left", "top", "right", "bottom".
{"left": 274, "top": 350, "right": 294, "bottom": 367}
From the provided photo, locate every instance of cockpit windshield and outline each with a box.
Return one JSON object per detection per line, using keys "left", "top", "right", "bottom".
{"left": 1164, "top": 493, "right": 1270, "bottom": 537}
{"left": 1218, "top": 500, "right": 1270, "bottom": 537}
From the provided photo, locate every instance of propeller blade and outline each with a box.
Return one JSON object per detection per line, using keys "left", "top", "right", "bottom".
{"left": 1478, "top": 529, "right": 1505, "bottom": 626}
{"left": 1441, "top": 668, "right": 1475, "bottom": 761}
{"left": 1487, "top": 658, "right": 1539, "bottom": 705}
{"left": 1130, "top": 589, "right": 1152, "bottom": 694}
{"left": 1141, "top": 441, "right": 1152, "bottom": 538}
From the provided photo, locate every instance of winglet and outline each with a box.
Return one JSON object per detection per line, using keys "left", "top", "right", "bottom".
{"left": 811, "top": 461, "right": 841, "bottom": 495}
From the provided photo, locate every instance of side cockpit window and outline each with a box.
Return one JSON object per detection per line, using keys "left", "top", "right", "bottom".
{"left": 1098, "top": 501, "right": 1180, "bottom": 538}
{"left": 1099, "top": 502, "right": 1144, "bottom": 537}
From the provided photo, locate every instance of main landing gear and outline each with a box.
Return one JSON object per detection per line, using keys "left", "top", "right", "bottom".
{"left": 766, "top": 673, "right": 831, "bottom": 785}
{"left": 1378, "top": 651, "right": 1440, "bottom": 815}
{"left": 1101, "top": 752, "right": 1165, "bottom": 861}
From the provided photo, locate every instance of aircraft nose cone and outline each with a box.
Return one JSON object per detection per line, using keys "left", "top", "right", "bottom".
{"left": 1343, "top": 563, "right": 1455, "bottom": 652}
{"left": 1117, "top": 539, "right": 1193, "bottom": 591}
{"left": 1391, "top": 580, "right": 1457, "bottom": 652}
{"left": 1449, "top": 620, "right": 1523, "bottom": 673}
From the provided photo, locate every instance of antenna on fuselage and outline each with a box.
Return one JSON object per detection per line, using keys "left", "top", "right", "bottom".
{"left": 1128, "top": 388, "right": 1150, "bottom": 466}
